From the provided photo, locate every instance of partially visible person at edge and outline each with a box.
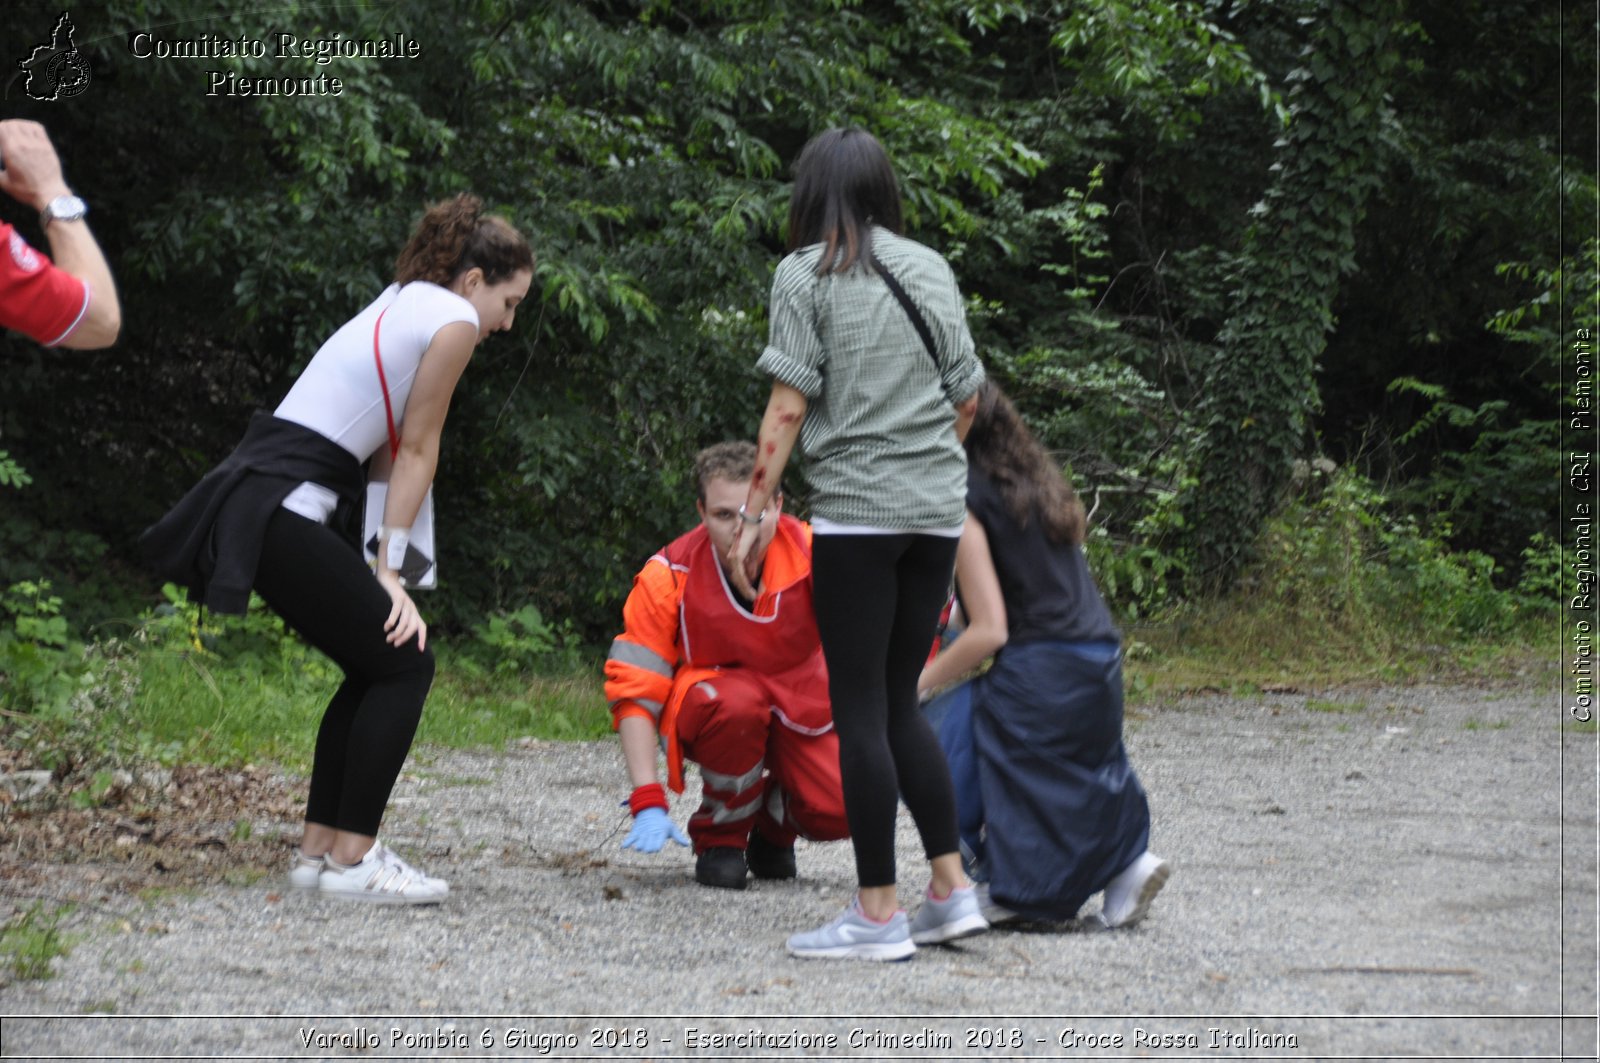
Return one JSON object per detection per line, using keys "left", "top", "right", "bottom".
{"left": 0, "top": 120, "right": 120, "bottom": 348}
{"left": 917, "top": 381, "right": 1170, "bottom": 929}
{"left": 727, "top": 127, "right": 989, "bottom": 961}
{"left": 604, "top": 441, "right": 850, "bottom": 891}
{"left": 140, "top": 194, "right": 533, "bottom": 904}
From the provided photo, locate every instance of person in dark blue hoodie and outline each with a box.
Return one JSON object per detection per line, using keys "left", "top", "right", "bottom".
{"left": 917, "top": 380, "right": 1170, "bottom": 927}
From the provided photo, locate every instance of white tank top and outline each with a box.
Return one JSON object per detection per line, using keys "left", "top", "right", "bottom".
{"left": 274, "top": 281, "right": 478, "bottom": 522}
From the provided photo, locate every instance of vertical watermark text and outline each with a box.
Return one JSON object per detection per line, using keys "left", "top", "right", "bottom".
{"left": 1569, "top": 327, "right": 1597, "bottom": 722}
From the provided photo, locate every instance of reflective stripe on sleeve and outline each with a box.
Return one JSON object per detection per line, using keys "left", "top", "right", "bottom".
{"left": 607, "top": 637, "right": 675, "bottom": 678}
{"left": 611, "top": 697, "right": 664, "bottom": 722}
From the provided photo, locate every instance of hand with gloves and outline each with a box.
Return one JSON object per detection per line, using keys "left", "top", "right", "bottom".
{"left": 621, "top": 782, "right": 688, "bottom": 853}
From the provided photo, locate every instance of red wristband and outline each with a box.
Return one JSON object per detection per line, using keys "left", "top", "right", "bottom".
{"left": 629, "top": 783, "right": 668, "bottom": 815}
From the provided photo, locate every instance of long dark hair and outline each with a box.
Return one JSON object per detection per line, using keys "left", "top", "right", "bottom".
{"left": 965, "top": 380, "right": 1087, "bottom": 545}
{"left": 786, "top": 127, "right": 904, "bottom": 276}
{"left": 394, "top": 193, "right": 534, "bottom": 287}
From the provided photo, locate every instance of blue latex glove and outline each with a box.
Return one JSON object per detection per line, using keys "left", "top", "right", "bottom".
{"left": 622, "top": 806, "right": 689, "bottom": 853}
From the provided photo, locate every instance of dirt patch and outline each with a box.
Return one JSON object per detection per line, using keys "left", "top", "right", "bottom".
{"left": 0, "top": 758, "right": 305, "bottom": 900}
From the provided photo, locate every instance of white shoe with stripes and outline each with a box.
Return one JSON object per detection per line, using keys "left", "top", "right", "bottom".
{"left": 318, "top": 842, "right": 448, "bottom": 905}
{"left": 287, "top": 848, "right": 324, "bottom": 892}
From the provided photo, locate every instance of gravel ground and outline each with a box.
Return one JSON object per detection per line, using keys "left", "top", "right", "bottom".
{"left": 1, "top": 677, "right": 1594, "bottom": 1061}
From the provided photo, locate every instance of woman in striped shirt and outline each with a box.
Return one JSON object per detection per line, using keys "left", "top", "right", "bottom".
{"left": 728, "top": 127, "right": 989, "bottom": 960}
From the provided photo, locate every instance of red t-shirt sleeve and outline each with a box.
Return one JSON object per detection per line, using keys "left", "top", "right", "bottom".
{"left": 0, "top": 222, "right": 90, "bottom": 346}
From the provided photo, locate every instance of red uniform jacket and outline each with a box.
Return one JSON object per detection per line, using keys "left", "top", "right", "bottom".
{"left": 604, "top": 514, "right": 829, "bottom": 792}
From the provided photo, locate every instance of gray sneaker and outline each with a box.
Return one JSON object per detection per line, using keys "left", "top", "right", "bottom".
{"left": 786, "top": 898, "right": 915, "bottom": 961}
{"left": 909, "top": 885, "right": 990, "bottom": 944}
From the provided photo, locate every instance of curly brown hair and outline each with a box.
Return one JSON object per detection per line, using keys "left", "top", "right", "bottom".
{"left": 964, "top": 380, "right": 1087, "bottom": 545}
{"left": 694, "top": 441, "right": 758, "bottom": 504}
{"left": 393, "top": 193, "right": 534, "bottom": 287}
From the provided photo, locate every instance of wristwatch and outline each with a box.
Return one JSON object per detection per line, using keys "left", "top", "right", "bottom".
{"left": 737, "top": 503, "right": 765, "bottom": 525}
{"left": 40, "top": 194, "right": 87, "bottom": 229}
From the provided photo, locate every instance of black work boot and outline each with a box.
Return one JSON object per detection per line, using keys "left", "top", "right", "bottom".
{"left": 694, "top": 846, "right": 748, "bottom": 890}
{"left": 745, "top": 830, "right": 797, "bottom": 880}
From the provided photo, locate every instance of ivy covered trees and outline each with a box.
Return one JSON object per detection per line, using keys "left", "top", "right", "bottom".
{"left": 1, "top": 0, "right": 1585, "bottom": 634}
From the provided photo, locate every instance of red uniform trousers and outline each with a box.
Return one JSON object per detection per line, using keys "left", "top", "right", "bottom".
{"left": 676, "top": 670, "right": 849, "bottom": 852}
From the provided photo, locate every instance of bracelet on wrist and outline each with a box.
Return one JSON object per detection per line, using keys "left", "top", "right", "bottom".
{"left": 737, "top": 503, "right": 764, "bottom": 526}
{"left": 628, "top": 782, "right": 669, "bottom": 815}
{"left": 378, "top": 525, "right": 411, "bottom": 571}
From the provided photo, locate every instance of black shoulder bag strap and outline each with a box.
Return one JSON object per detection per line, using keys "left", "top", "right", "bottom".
{"left": 872, "top": 252, "right": 942, "bottom": 370}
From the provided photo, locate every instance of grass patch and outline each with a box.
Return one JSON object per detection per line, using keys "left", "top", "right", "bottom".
{"left": 128, "top": 644, "right": 608, "bottom": 772}
{"left": 1125, "top": 600, "right": 1551, "bottom": 702}
{"left": 1, "top": 902, "right": 74, "bottom": 981}
{"left": 418, "top": 669, "right": 610, "bottom": 748}
{"left": 131, "top": 648, "right": 329, "bottom": 769}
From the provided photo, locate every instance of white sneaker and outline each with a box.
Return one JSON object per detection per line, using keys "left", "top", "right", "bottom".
{"left": 318, "top": 842, "right": 449, "bottom": 905}
{"left": 288, "top": 848, "right": 324, "bottom": 892}
{"left": 974, "top": 883, "right": 1020, "bottom": 925}
{"left": 1099, "top": 852, "right": 1170, "bottom": 928}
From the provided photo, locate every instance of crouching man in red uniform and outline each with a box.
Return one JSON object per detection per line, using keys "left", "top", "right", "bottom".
{"left": 604, "top": 441, "right": 849, "bottom": 889}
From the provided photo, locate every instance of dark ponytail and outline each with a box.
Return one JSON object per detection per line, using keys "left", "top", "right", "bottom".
{"left": 394, "top": 193, "right": 534, "bottom": 287}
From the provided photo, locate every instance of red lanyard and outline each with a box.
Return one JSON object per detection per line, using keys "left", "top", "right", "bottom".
{"left": 372, "top": 306, "right": 400, "bottom": 461}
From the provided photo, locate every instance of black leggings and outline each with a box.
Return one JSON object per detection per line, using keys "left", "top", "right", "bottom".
{"left": 812, "top": 533, "right": 962, "bottom": 887}
{"left": 252, "top": 508, "right": 435, "bottom": 837}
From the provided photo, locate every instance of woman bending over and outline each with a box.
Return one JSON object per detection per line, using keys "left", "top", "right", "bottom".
{"left": 143, "top": 194, "right": 533, "bottom": 903}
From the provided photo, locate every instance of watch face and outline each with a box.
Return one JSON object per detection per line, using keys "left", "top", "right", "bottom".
{"left": 46, "top": 195, "right": 86, "bottom": 222}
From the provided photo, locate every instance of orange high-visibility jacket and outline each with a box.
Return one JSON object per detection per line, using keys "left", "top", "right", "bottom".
{"left": 604, "top": 514, "right": 829, "bottom": 793}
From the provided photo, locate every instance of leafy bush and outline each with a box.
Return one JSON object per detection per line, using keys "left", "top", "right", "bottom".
{"left": 1255, "top": 466, "right": 1535, "bottom": 642}
{"left": 141, "top": 584, "right": 337, "bottom": 688}
{"left": 0, "top": 579, "right": 166, "bottom": 799}
{"left": 1085, "top": 482, "right": 1191, "bottom": 624}
{"left": 458, "top": 603, "right": 586, "bottom": 679}
{"left": 0, "top": 581, "right": 86, "bottom": 719}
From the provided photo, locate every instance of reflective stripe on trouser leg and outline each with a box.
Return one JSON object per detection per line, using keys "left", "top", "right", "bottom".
{"left": 676, "top": 673, "right": 775, "bottom": 851}
{"left": 690, "top": 758, "right": 765, "bottom": 849}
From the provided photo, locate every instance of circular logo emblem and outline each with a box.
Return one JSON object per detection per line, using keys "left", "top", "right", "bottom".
{"left": 46, "top": 51, "right": 91, "bottom": 99}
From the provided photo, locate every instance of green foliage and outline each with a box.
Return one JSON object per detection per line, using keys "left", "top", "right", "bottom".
{"left": 0, "top": 581, "right": 86, "bottom": 719}
{"left": 1512, "top": 533, "right": 1561, "bottom": 615}
{"left": 418, "top": 670, "right": 612, "bottom": 747}
{"left": 459, "top": 604, "right": 585, "bottom": 679}
{"left": 0, "top": 452, "right": 31, "bottom": 489}
{"left": 1255, "top": 467, "right": 1538, "bottom": 641}
{"left": 0, "top": 903, "right": 75, "bottom": 982}
{"left": 143, "top": 584, "right": 336, "bottom": 684}
{"left": 1050, "top": 0, "right": 1285, "bottom": 137}
{"left": 0, "top": 596, "right": 170, "bottom": 787}
{"left": 1385, "top": 376, "right": 1558, "bottom": 568}
{"left": 1180, "top": 0, "right": 1410, "bottom": 590}
{"left": 126, "top": 585, "right": 609, "bottom": 766}
{"left": 0, "top": 0, "right": 1572, "bottom": 682}
{"left": 1085, "top": 475, "right": 1191, "bottom": 624}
